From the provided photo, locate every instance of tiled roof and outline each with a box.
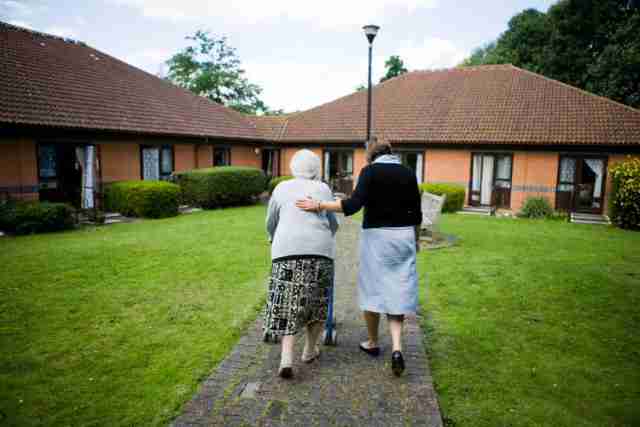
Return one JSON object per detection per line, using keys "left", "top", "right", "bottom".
{"left": 2, "top": 21, "right": 639, "bottom": 147}
{"left": 249, "top": 115, "right": 289, "bottom": 140}
{"left": 275, "top": 64, "right": 640, "bottom": 145}
{"left": 0, "top": 22, "right": 258, "bottom": 139}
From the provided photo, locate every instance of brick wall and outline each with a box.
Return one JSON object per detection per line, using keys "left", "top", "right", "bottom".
{"left": 424, "top": 149, "right": 471, "bottom": 187}
{"left": 511, "top": 152, "right": 559, "bottom": 211}
{"left": 174, "top": 144, "right": 196, "bottom": 172}
{"left": 99, "top": 142, "right": 140, "bottom": 183}
{"left": 0, "top": 137, "right": 38, "bottom": 200}
{"left": 197, "top": 144, "right": 213, "bottom": 168}
{"left": 231, "top": 145, "right": 261, "bottom": 169}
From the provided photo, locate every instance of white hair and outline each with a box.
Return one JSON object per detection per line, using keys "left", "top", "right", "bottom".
{"left": 290, "top": 149, "right": 321, "bottom": 180}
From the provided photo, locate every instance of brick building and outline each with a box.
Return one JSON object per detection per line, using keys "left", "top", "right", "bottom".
{"left": 2, "top": 22, "right": 639, "bottom": 214}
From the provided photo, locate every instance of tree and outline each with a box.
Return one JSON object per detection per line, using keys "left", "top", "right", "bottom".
{"left": 380, "top": 55, "right": 408, "bottom": 83}
{"left": 166, "top": 31, "right": 271, "bottom": 115}
{"left": 460, "top": 42, "right": 500, "bottom": 67}
{"left": 586, "top": 10, "right": 640, "bottom": 108}
{"left": 355, "top": 84, "right": 367, "bottom": 92}
{"left": 496, "top": 9, "right": 550, "bottom": 72}
{"left": 460, "top": 9, "right": 549, "bottom": 71}
{"left": 459, "top": 1, "right": 640, "bottom": 109}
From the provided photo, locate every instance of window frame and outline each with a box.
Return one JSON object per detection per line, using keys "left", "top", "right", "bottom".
{"left": 140, "top": 144, "right": 175, "bottom": 181}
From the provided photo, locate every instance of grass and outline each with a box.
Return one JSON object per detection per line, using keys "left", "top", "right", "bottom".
{"left": 0, "top": 205, "right": 271, "bottom": 426}
{"left": 418, "top": 215, "right": 640, "bottom": 427}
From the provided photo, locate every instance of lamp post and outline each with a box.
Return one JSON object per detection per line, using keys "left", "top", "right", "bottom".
{"left": 363, "top": 24, "right": 380, "bottom": 148}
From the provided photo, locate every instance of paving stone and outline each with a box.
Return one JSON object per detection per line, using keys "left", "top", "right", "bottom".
{"left": 170, "top": 216, "right": 443, "bottom": 427}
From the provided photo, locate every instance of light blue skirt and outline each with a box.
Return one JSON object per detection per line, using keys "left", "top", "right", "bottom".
{"left": 358, "top": 227, "right": 418, "bottom": 315}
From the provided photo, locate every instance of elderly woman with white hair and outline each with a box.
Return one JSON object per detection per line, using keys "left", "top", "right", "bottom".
{"left": 264, "top": 149, "right": 339, "bottom": 379}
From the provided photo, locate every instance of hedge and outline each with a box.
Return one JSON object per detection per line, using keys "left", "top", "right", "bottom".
{"left": 518, "top": 196, "right": 553, "bottom": 219}
{"left": 268, "top": 175, "right": 294, "bottom": 194}
{"left": 104, "top": 180, "right": 180, "bottom": 218}
{"left": 609, "top": 157, "right": 640, "bottom": 230}
{"left": 0, "top": 201, "right": 76, "bottom": 235}
{"left": 175, "top": 166, "right": 267, "bottom": 209}
{"left": 419, "top": 183, "right": 465, "bottom": 213}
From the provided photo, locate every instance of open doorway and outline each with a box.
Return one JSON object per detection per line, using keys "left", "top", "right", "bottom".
{"left": 469, "top": 153, "right": 513, "bottom": 208}
{"left": 556, "top": 156, "right": 607, "bottom": 213}
{"left": 323, "top": 150, "right": 354, "bottom": 195}
{"left": 38, "top": 143, "right": 83, "bottom": 207}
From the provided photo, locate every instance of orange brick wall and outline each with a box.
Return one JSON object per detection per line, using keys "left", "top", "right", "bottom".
{"left": 0, "top": 137, "right": 38, "bottom": 200}
{"left": 353, "top": 148, "right": 367, "bottom": 184}
{"left": 231, "top": 145, "right": 261, "bottom": 169}
{"left": 425, "top": 149, "right": 471, "bottom": 186}
{"left": 511, "top": 152, "right": 559, "bottom": 211}
{"left": 99, "top": 143, "right": 140, "bottom": 183}
{"left": 174, "top": 144, "right": 196, "bottom": 172}
{"left": 197, "top": 144, "right": 213, "bottom": 168}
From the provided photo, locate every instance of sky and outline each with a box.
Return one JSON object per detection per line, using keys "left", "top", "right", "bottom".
{"left": 1, "top": 0, "right": 557, "bottom": 113}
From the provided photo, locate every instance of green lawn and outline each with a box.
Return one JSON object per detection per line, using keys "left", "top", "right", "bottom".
{"left": 0, "top": 205, "right": 270, "bottom": 426}
{"left": 419, "top": 215, "right": 640, "bottom": 427}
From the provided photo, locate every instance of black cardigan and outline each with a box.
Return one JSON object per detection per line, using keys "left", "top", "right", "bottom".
{"left": 341, "top": 162, "right": 422, "bottom": 229}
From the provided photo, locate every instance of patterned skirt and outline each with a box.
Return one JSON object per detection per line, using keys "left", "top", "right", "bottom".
{"left": 263, "top": 256, "right": 334, "bottom": 336}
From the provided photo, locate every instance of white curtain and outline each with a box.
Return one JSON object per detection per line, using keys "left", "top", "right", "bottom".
{"left": 142, "top": 147, "right": 160, "bottom": 180}
{"left": 496, "top": 156, "right": 511, "bottom": 180}
{"left": 584, "top": 159, "right": 604, "bottom": 198}
{"left": 324, "top": 151, "right": 330, "bottom": 182}
{"left": 74, "top": 146, "right": 96, "bottom": 209}
{"left": 83, "top": 145, "right": 95, "bottom": 209}
{"left": 481, "top": 155, "right": 494, "bottom": 205}
{"left": 416, "top": 153, "right": 424, "bottom": 183}
{"left": 472, "top": 154, "right": 482, "bottom": 192}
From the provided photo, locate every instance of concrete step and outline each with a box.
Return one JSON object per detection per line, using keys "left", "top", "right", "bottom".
{"left": 104, "top": 218, "right": 123, "bottom": 225}
{"left": 458, "top": 206, "right": 493, "bottom": 216}
{"left": 179, "top": 206, "right": 202, "bottom": 214}
{"left": 570, "top": 212, "right": 610, "bottom": 225}
{"left": 572, "top": 219, "right": 611, "bottom": 225}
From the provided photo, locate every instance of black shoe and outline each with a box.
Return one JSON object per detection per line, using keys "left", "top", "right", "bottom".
{"left": 278, "top": 366, "right": 293, "bottom": 379}
{"left": 391, "top": 351, "right": 405, "bottom": 376}
{"left": 359, "top": 342, "right": 380, "bottom": 357}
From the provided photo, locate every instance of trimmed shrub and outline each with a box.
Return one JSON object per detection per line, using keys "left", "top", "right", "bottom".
{"left": 175, "top": 166, "right": 267, "bottom": 209}
{"left": 610, "top": 157, "right": 640, "bottom": 230}
{"left": 104, "top": 180, "right": 180, "bottom": 218}
{"left": 268, "top": 175, "right": 294, "bottom": 194}
{"left": 519, "top": 196, "right": 553, "bottom": 219}
{"left": 0, "top": 201, "right": 76, "bottom": 235}
{"left": 418, "top": 183, "right": 465, "bottom": 213}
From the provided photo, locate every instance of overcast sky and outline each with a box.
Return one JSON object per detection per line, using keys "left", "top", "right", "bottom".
{"left": 2, "top": 0, "right": 556, "bottom": 113}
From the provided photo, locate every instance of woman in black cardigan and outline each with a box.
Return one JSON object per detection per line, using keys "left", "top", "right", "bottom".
{"left": 296, "top": 141, "right": 422, "bottom": 376}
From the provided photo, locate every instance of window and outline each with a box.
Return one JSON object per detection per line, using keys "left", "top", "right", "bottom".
{"left": 38, "top": 144, "right": 57, "bottom": 178}
{"left": 213, "top": 147, "right": 231, "bottom": 166}
{"left": 141, "top": 145, "right": 173, "bottom": 180}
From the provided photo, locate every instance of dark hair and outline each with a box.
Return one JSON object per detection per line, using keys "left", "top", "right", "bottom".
{"left": 366, "top": 140, "right": 393, "bottom": 164}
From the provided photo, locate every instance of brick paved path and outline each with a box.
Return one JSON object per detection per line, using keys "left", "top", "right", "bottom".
{"left": 171, "top": 216, "right": 443, "bottom": 426}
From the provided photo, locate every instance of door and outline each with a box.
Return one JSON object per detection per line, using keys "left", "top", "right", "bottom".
{"left": 262, "top": 149, "right": 280, "bottom": 178}
{"left": 38, "top": 143, "right": 82, "bottom": 207}
{"left": 469, "top": 153, "right": 512, "bottom": 208}
{"left": 324, "top": 150, "right": 354, "bottom": 195}
{"left": 556, "top": 156, "right": 607, "bottom": 214}
{"left": 400, "top": 151, "right": 424, "bottom": 183}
